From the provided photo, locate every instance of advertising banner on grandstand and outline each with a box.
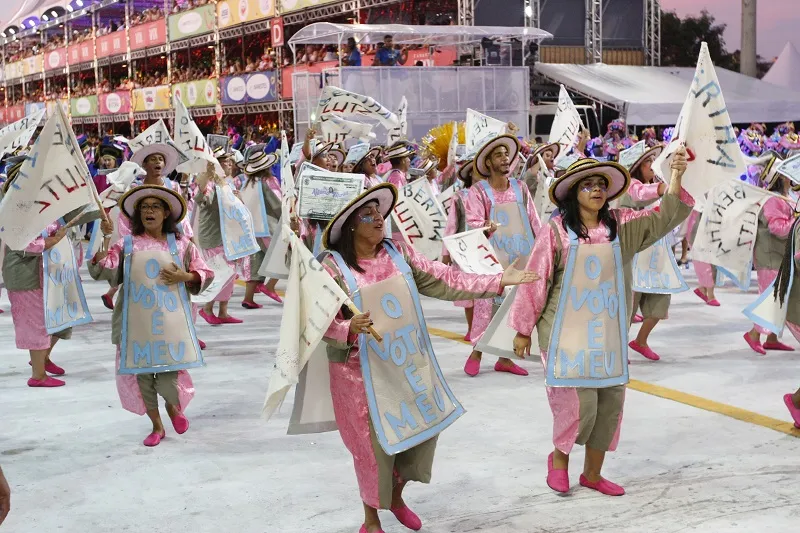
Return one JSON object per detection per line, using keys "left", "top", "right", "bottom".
{"left": 173, "top": 79, "right": 218, "bottom": 108}
{"left": 99, "top": 92, "right": 132, "bottom": 115}
{"left": 68, "top": 42, "right": 94, "bottom": 65}
{"left": 5, "top": 62, "right": 23, "bottom": 81}
{"left": 45, "top": 48, "right": 67, "bottom": 71}
{"left": 221, "top": 72, "right": 278, "bottom": 104}
{"left": 169, "top": 4, "right": 216, "bottom": 41}
{"left": 132, "top": 86, "right": 171, "bottom": 112}
{"left": 7, "top": 106, "right": 25, "bottom": 122}
{"left": 25, "top": 103, "right": 45, "bottom": 116}
{"left": 96, "top": 31, "right": 128, "bottom": 58}
{"left": 278, "top": 0, "right": 339, "bottom": 14}
{"left": 23, "top": 55, "right": 42, "bottom": 77}
{"left": 217, "top": 0, "right": 275, "bottom": 28}
{"left": 46, "top": 99, "right": 69, "bottom": 118}
{"left": 130, "top": 20, "right": 167, "bottom": 51}
{"left": 71, "top": 96, "right": 99, "bottom": 117}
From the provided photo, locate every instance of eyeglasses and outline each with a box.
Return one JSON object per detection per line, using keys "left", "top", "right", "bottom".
{"left": 140, "top": 203, "right": 165, "bottom": 212}
{"left": 579, "top": 179, "right": 608, "bottom": 193}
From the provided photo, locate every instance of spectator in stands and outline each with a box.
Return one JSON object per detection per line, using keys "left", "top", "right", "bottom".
{"left": 373, "top": 35, "right": 408, "bottom": 66}
{"left": 342, "top": 37, "right": 361, "bottom": 66}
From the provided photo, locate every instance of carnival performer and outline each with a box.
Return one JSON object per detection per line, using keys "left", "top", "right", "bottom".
{"left": 217, "top": 147, "right": 244, "bottom": 190}
{"left": 353, "top": 146, "right": 383, "bottom": 189}
{"left": 318, "top": 183, "right": 538, "bottom": 533}
{"left": 744, "top": 157, "right": 796, "bottom": 354}
{"left": 384, "top": 142, "right": 414, "bottom": 188}
{"left": 441, "top": 158, "right": 483, "bottom": 340}
{"left": 509, "top": 148, "right": 693, "bottom": 496}
{"left": 89, "top": 185, "right": 213, "bottom": 447}
{"left": 328, "top": 145, "right": 346, "bottom": 172}
{"left": 617, "top": 144, "right": 677, "bottom": 360}
{"left": 686, "top": 209, "right": 721, "bottom": 307}
{"left": 464, "top": 134, "right": 540, "bottom": 377}
{"left": 603, "top": 119, "right": 633, "bottom": 161}
{"left": 522, "top": 142, "right": 559, "bottom": 199}
{"left": 239, "top": 152, "right": 283, "bottom": 308}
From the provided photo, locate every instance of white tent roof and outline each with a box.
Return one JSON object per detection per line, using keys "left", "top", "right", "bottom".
{"left": 763, "top": 42, "right": 800, "bottom": 89}
{"left": 536, "top": 63, "right": 800, "bottom": 125}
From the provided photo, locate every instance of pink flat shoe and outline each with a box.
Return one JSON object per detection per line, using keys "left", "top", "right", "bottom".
{"left": 494, "top": 360, "right": 528, "bottom": 376}
{"left": 170, "top": 412, "right": 190, "bottom": 434}
{"left": 358, "top": 526, "right": 385, "bottom": 533}
{"left": 693, "top": 288, "right": 709, "bottom": 303}
{"left": 464, "top": 357, "right": 480, "bottom": 377}
{"left": 198, "top": 339, "right": 206, "bottom": 349}
{"left": 783, "top": 394, "right": 800, "bottom": 428}
{"left": 706, "top": 299, "right": 721, "bottom": 307}
{"left": 242, "top": 301, "right": 263, "bottom": 309}
{"left": 464, "top": 332, "right": 472, "bottom": 342}
{"left": 743, "top": 333, "right": 766, "bottom": 355}
{"left": 632, "top": 314, "right": 644, "bottom": 323}
{"left": 763, "top": 341, "right": 795, "bottom": 351}
{"left": 219, "top": 315, "right": 243, "bottom": 324}
{"left": 29, "top": 361, "right": 66, "bottom": 375}
{"left": 628, "top": 340, "right": 660, "bottom": 361}
{"left": 546, "top": 452, "right": 569, "bottom": 493}
{"left": 579, "top": 474, "right": 625, "bottom": 496}
{"left": 27, "top": 377, "right": 65, "bottom": 388}
{"left": 199, "top": 309, "right": 222, "bottom": 325}
{"left": 143, "top": 431, "right": 166, "bottom": 447}
{"left": 259, "top": 285, "right": 283, "bottom": 303}
{"left": 390, "top": 504, "right": 422, "bottom": 531}
{"left": 101, "top": 293, "right": 114, "bottom": 310}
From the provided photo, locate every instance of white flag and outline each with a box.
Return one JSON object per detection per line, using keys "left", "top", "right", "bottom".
{"left": 690, "top": 180, "right": 779, "bottom": 272}
{"left": 466, "top": 108, "right": 506, "bottom": 156}
{"left": 534, "top": 155, "right": 558, "bottom": 221}
{"left": 653, "top": 42, "right": 747, "bottom": 199}
{"left": 386, "top": 96, "right": 408, "bottom": 145}
{"left": 173, "top": 96, "right": 224, "bottom": 177}
{"left": 279, "top": 131, "right": 296, "bottom": 217}
{"left": 442, "top": 228, "right": 503, "bottom": 275}
{"left": 391, "top": 178, "right": 447, "bottom": 261}
{"left": 263, "top": 229, "right": 351, "bottom": 419}
{"left": 0, "top": 106, "right": 95, "bottom": 250}
{"left": 437, "top": 181, "right": 463, "bottom": 218}
{"left": 0, "top": 108, "right": 45, "bottom": 159}
{"left": 447, "top": 122, "right": 459, "bottom": 168}
{"left": 313, "top": 86, "right": 399, "bottom": 130}
{"left": 319, "top": 113, "right": 374, "bottom": 143}
{"left": 549, "top": 85, "right": 583, "bottom": 160}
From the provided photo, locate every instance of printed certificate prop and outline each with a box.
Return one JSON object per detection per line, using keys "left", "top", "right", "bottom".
{"left": 298, "top": 170, "right": 365, "bottom": 220}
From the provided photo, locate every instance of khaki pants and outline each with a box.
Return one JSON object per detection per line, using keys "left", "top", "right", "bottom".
{"left": 575, "top": 386, "right": 626, "bottom": 451}
{"left": 632, "top": 292, "right": 671, "bottom": 320}
{"left": 137, "top": 372, "right": 180, "bottom": 411}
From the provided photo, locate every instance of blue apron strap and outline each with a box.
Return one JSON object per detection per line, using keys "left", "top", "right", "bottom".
{"left": 123, "top": 234, "right": 133, "bottom": 256}
{"left": 167, "top": 233, "right": 181, "bottom": 263}
{"left": 382, "top": 241, "right": 411, "bottom": 275}
{"left": 313, "top": 223, "right": 324, "bottom": 256}
{"left": 509, "top": 178, "right": 536, "bottom": 245}
{"left": 326, "top": 250, "right": 359, "bottom": 298}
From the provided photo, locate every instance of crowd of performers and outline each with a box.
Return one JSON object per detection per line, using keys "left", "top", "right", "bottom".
{"left": 2, "top": 113, "right": 800, "bottom": 533}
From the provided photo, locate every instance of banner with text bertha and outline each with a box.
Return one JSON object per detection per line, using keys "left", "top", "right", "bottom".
{"left": 391, "top": 178, "right": 447, "bottom": 261}
{"left": 0, "top": 106, "right": 95, "bottom": 250}
{"left": 313, "top": 86, "right": 399, "bottom": 130}
{"left": 0, "top": 108, "right": 45, "bottom": 158}
{"left": 549, "top": 85, "right": 584, "bottom": 161}
{"left": 466, "top": 108, "right": 507, "bottom": 156}
{"left": 263, "top": 229, "right": 351, "bottom": 425}
{"left": 653, "top": 42, "right": 747, "bottom": 200}
{"left": 173, "top": 96, "right": 224, "bottom": 177}
{"left": 436, "top": 181, "right": 463, "bottom": 219}
{"left": 298, "top": 170, "right": 365, "bottom": 221}
{"left": 691, "top": 180, "right": 780, "bottom": 273}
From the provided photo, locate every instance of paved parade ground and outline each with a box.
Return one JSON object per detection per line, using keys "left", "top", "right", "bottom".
{"left": 1, "top": 266, "right": 798, "bottom": 533}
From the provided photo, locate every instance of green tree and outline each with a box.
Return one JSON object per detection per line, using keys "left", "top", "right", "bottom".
{"left": 661, "top": 9, "right": 736, "bottom": 69}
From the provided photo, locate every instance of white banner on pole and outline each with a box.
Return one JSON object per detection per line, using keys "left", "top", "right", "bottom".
{"left": 319, "top": 114, "right": 375, "bottom": 143}
{"left": 313, "top": 85, "right": 399, "bottom": 129}
{"left": 442, "top": 228, "right": 503, "bottom": 275}
{"left": 260, "top": 223, "right": 291, "bottom": 280}
{"left": 391, "top": 178, "right": 447, "bottom": 261}
{"left": 653, "top": 42, "right": 747, "bottom": 200}
{"left": 386, "top": 96, "right": 408, "bottom": 145}
{"left": 466, "top": 108, "right": 506, "bottom": 156}
{"left": 173, "top": 96, "right": 224, "bottom": 177}
{"left": 0, "top": 108, "right": 45, "bottom": 158}
{"left": 437, "top": 181, "right": 463, "bottom": 219}
{"left": 549, "top": 85, "right": 583, "bottom": 160}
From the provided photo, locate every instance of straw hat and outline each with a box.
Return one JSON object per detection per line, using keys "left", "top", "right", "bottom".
{"left": 328, "top": 147, "right": 346, "bottom": 169}
{"left": 458, "top": 159, "right": 475, "bottom": 186}
{"left": 549, "top": 158, "right": 630, "bottom": 206}
{"left": 475, "top": 134, "right": 520, "bottom": 177}
{"left": 129, "top": 143, "right": 187, "bottom": 176}
{"left": 353, "top": 146, "right": 382, "bottom": 173}
{"left": 626, "top": 145, "right": 664, "bottom": 177}
{"left": 322, "top": 183, "right": 397, "bottom": 248}
{"left": 384, "top": 142, "right": 415, "bottom": 161}
{"left": 244, "top": 152, "right": 279, "bottom": 175}
{"left": 119, "top": 185, "right": 187, "bottom": 223}
{"left": 526, "top": 142, "right": 560, "bottom": 169}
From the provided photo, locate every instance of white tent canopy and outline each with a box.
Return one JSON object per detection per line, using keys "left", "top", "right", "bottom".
{"left": 763, "top": 42, "right": 800, "bottom": 89}
{"left": 288, "top": 23, "right": 552, "bottom": 54}
{"left": 536, "top": 63, "right": 800, "bottom": 125}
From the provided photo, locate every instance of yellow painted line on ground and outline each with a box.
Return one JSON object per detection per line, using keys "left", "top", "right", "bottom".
{"left": 427, "top": 327, "right": 800, "bottom": 438}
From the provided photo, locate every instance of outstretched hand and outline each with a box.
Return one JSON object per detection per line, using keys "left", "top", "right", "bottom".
{"left": 500, "top": 258, "right": 540, "bottom": 288}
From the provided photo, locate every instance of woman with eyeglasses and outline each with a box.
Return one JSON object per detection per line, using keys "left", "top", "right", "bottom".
{"left": 509, "top": 149, "right": 692, "bottom": 497}
{"left": 312, "top": 184, "right": 538, "bottom": 533}
{"left": 89, "top": 185, "right": 213, "bottom": 446}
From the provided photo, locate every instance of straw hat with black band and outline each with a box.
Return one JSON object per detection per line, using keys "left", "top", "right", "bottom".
{"left": 119, "top": 184, "right": 188, "bottom": 224}
{"left": 525, "top": 142, "right": 560, "bottom": 170}
{"left": 1, "top": 154, "right": 27, "bottom": 194}
{"left": 244, "top": 152, "right": 279, "bottom": 175}
{"left": 549, "top": 158, "right": 630, "bottom": 207}
{"left": 627, "top": 145, "right": 664, "bottom": 177}
{"left": 353, "top": 146, "right": 382, "bottom": 173}
{"left": 384, "top": 142, "right": 415, "bottom": 161}
{"left": 474, "top": 134, "right": 520, "bottom": 177}
{"left": 129, "top": 141, "right": 187, "bottom": 176}
{"left": 328, "top": 147, "right": 346, "bottom": 169}
{"left": 458, "top": 159, "right": 476, "bottom": 187}
{"left": 323, "top": 183, "right": 397, "bottom": 249}
{"left": 214, "top": 146, "right": 235, "bottom": 160}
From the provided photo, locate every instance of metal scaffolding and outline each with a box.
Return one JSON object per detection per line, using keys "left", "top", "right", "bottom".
{"left": 585, "top": 0, "right": 602, "bottom": 64}
{"left": 644, "top": 0, "right": 661, "bottom": 66}
{"left": 458, "top": 0, "right": 475, "bottom": 26}
{"left": 524, "top": 0, "right": 541, "bottom": 29}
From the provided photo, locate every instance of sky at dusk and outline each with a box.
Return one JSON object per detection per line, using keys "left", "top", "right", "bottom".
{"left": 662, "top": 0, "right": 796, "bottom": 59}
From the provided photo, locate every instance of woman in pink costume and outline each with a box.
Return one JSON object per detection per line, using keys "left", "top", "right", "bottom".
{"left": 441, "top": 159, "right": 483, "bottom": 340}
{"left": 353, "top": 146, "right": 383, "bottom": 189}
{"left": 744, "top": 158, "right": 796, "bottom": 354}
{"left": 319, "top": 183, "right": 537, "bottom": 533}
{"left": 89, "top": 185, "right": 213, "bottom": 446}
{"left": 464, "top": 134, "right": 539, "bottom": 377}
{"left": 685, "top": 209, "right": 721, "bottom": 306}
{"left": 383, "top": 142, "right": 414, "bottom": 188}
{"left": 510, "top": 149, "right": 693, "bottom": 496}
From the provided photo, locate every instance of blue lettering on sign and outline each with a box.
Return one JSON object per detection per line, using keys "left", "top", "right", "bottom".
{"left": 49, "top": 246, "right": 62, "bottom": 263}
{"left": 585, "top": 255, "right": 601, "bottom": 280}
{"left": 130, "top": 281, "right": 179, "bottom": 311}
{"left": 132, "top": 341, "right": 186, "bottom": 366}
{"left": 46, "top": 302, "right": 79, "bottom": 327}
{"left": 559, "top": 349, "right": 617, "bottom": 378}
{"left": 151, "top": 310, "right": 164, "bottom": 335}
{"left": 568, "top": 281, "right": 618, "bottom": 318}
{"left": 385, "top": 402, "right": 419, "bottom": 439}
{"left": 636, "top": 267, "right": 669, "bottom": 289}
{"left": 490, "top": 233, "right": 532, "bottom": 264}
{"left": 415, "top": 393, "right": 436, "bottom": 424}
{"left": 47, "top": 264, "right": 77, "bottom": 286}
{"left": 145, "top": 258, "right": 161, "bottom": 279}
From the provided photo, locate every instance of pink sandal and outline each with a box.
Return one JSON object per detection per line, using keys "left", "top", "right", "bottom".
{"left": 219, "top": 315, "right": 243, "bottom": 324}
{"left": 783, "top": 394, "right": 800, "bottom": 428}
{"left": 546, "top": 452, "right": 569, "bottom": 493}
{"left": 27, "top": 377, "right": 65, "bottom": 388}
{"left": 464, "top": 357, "right": 480, "bottom": 377}
{"left": 494, "top": 360, "right": 528, "bottom": 376}
{"left": 706, "top": 298, "right": 721, "bottom": 307}
{"left": 628, "top": 340, "right": 660, "bottom": 361}
{"left": 743, "top": 333, "right": 766, "bottom": 355}
{"left": 632, "top": 314, "right": 644, "bottom": 323}
{"left": 390, "top": 504, "right": 422, "bottom": 530}
{"left": 693, "top": 288, "right": 709, "bottom": 303}
{"left": 29, "top": 361, "right": 66, "bottom": 375}
{"left": 259, "top": 285, "right": 283, "bottom": 303}
{"left": 241, "top": 301, "right": 263, "bottom": 309}
{"left": 579, "top": 474, "right": 625, "bottom": 496}
{"left": 170, "top": 412, "right": 190, "bottom": 434}
{"left": 198, "top": 339, "right": 206, "bottom": 350}
{"left": 763, "top": 341, "right": 794, "bottom": 351}
{"left": 143, "top": 431, "right": 166, "bottom": 447}
{"left": 358, "top": 526, "right": 385, "bottom": 533}
{"left": 199, "top": 309, "right": 222, "bottom": 325}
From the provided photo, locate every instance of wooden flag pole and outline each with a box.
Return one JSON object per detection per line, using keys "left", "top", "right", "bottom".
{"left": 344, "top": 301, "right": 382, "bottom": 342}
